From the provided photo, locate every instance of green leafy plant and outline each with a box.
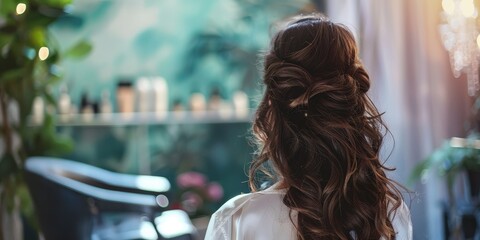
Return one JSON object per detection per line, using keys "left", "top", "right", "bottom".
{"left": 410, "top": 132, "right": 480, "bottom": 238}
{"left": 410, "top": 134, "right": 480, "bottom": 189}
{"left": 410, "top": 93, "right": 480, "bottom": 196}
{"left": 0, "top": 0, "right": 91, "bottom": 238}
{"left": 410, "top": 133, "right": 480, "bottom": 239}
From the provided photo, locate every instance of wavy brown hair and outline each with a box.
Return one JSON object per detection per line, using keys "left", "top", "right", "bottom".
{"left": 249, "top": 14, "right": 403, "bottom": 240}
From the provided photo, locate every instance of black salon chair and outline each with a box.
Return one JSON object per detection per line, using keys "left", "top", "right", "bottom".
{"left": 25, "top": 157, "right": 196, "bottom": 240}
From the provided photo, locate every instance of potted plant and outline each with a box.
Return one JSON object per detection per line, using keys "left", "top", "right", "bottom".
{"left": 411, "top": 92, "right": 480, "bottom": 197}
{"left": 0, "top": 0, "right": 91, "bottom": 239}
{"left": 411, "top": 133, "right": 480, "bottom": 199}
{"left": 410, "top": 132, "right": 480, "bottom": 239}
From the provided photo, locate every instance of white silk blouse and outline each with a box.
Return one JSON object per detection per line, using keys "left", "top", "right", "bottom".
{"left": 205, "top": 185, "right": 412, "bottom": 240}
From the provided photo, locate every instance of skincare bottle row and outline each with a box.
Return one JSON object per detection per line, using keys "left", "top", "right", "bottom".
{"left": 31, "top": 76, "right": 250, "bottom": 123}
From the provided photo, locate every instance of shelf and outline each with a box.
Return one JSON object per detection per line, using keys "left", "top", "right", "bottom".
{"left": 42, "top": 110, "right": 255, "bottom": 127}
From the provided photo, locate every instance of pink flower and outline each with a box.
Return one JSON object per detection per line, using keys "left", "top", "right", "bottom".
{"left": 176, "top": 171, "right": 207, "bottom": 188}
{"left": 207, "top": 182, "right": 224, "bottom": 201}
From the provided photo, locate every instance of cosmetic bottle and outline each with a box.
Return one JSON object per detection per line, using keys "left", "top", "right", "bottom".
{"left": 152, "top": 77, "right": 168, "bottom": 116}
{"left": 100, "top": 90, "right": 113, "bottom": 114}
{"left": 116, "top": 81, "right": 134, "bottom": 113}
{"left": 190, "top": 93, "right": 207, "bottom": 112}
{"left": 32, "top": 96, "right": 44, "bottom": 125}
{"left": 58, "top": 85, "right": 71, "bottom": 122}
{"left": 136, "top": 77, "right": 151, "bottom": 113}
{"left": 233, "top": 91, "right": 249, "bottom": 118}
{"left": 172, "top": 100, "right": 185, "bottom": 118}
{"left": 80, "top": 92, "right": 94, "bottom": 122}
{"left": 208, "top": 89, "right": 222, "bottom": 111}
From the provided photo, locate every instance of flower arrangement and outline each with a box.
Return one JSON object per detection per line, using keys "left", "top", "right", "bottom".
{"left": 173, "top": 171, "right": 224, "bottom": 218}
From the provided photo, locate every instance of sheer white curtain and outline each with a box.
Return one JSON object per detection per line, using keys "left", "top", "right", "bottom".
{"left": 327, "top": 0, "right": 471, "bottom": 239}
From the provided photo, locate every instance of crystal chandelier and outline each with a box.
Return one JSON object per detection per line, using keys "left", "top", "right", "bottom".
{"left": 440, "top": 0, "right": 480, "bottom": 96}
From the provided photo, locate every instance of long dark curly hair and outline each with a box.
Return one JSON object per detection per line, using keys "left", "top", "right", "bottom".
{"left": 249, "top": 14, "right": 403, "bottom": 240}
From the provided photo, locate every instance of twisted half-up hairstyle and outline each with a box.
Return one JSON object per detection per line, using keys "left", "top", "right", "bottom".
{"left": 249, "top": 14, "right": 403, "bottom": 240}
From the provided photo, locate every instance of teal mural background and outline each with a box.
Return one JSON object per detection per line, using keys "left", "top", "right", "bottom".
{"left": 50, "top": 0, "right": 311, "bottom": 108}
{"left": 51, "top": 0, "right": 314, "bottom": 215}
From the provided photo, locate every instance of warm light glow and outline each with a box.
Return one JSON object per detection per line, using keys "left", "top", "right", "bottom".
{"left": 477, "top": 34, "right": 480, "bottom": 48}
{"left": 460, "top": 0, "right": 475, "bottom": 17}
{"left": 16, "top": 3, "right": 26, "bottom": 15}
{"left": 450, "top": 137, "right": 480, "bottom": 149}
{"left": 443, "top": 0, "right": 456, "bottom": 15}
{"left": 440, "top": 0, "right": 480, "bottom": 95}
{"left": 450, "top": 137, "right": 467, "bottom": 147}
{"left": 38, "top": 47, "right": 49, "bottom": 61}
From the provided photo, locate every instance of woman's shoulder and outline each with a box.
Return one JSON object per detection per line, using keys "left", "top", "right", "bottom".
{"left": 205, "top": 187, "right": 288, "bottom": 240}
{"left": 212, "top": 186, "right": 285, "bottom": 220}
{"left": 212, "top": 192, "right": 254, "bottom": 218}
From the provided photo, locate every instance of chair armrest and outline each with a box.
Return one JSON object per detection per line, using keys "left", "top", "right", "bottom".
{"left": 26, "top": 157, "right": 171, "bottom": 196}
{"left": 26, "top": 171, "right": 169, "bottom": 215}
